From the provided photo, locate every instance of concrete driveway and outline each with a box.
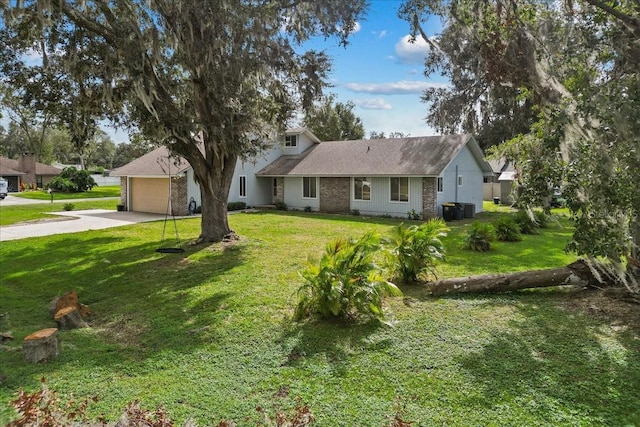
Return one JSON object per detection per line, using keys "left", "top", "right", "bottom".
{"left": 0, "top": 209, "right": 167, "bottom": 241}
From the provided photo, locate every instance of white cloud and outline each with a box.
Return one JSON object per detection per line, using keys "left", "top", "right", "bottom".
{"left": 344, "top": 80, "right": 447, "bottom": 95}
{"left": 372, "top": 29, "right": 388, "bottom": 39}
{"left": 395, "top": 35, "right": 430, "bottom": 64}
{"left": 354, "top": 98, "right": 392, "bottom": 110}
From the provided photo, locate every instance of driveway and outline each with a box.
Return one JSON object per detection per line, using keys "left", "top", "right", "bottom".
{"left": 0, "top": 194, "right": 119, "bottom": 206}
{"left": 0, "top": 209, "right": 167, "bottom": 241}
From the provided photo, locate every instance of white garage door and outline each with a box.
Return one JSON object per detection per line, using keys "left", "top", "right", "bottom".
{"left": 130, "top": 178, "right": 170, "bottom": 214}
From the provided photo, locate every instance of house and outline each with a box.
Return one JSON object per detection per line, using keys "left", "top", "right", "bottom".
{"left": 484, "top": 158, "right": 516, "bottom": 204}
{"left": 0, "top": 153, "right": 62, "bottom": 192}
{"left": 111, "top": 130, "right": 494, "bottom": 219}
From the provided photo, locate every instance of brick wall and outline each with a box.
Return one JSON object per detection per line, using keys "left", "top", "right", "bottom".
{"left": 120, "top": 177, "right": 128, "bottom": 208}
{"left": 422, "top": 177, "right": 437, "bottom": 219}
{"left": 18, "top": 153, "right": 37, "bottom": 187}
{"left": 276, "top": 177, "right": 284, "bottom": 203}
{"left": 171, "top": 175, "right": 189, "bottom": 216}
{"left": 319, "top": 177, "right": 350, "bottom": 213}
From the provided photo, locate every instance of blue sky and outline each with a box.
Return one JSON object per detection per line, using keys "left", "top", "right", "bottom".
{"left": 308, "top": 0, "right": 445, "bottom": 138}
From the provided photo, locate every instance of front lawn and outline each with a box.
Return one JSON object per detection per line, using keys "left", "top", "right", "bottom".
{"left": 1, "top": 210, "right": 638, "bottom": 426}
{"left": 11, "top": 185, "right": 121, "bottom": 200}
{"left": 0, "top": 199, "right": 120, "bottom": 226}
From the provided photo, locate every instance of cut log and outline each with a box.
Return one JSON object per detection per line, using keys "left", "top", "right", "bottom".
{"left": 22, "top": 328, "right": 60, "bottom": 363}
{"left": 428, "top": 260, "right": 597, "bottom": 296}
{"left": 54, "top": 306, "right": 88, "bottom": 330}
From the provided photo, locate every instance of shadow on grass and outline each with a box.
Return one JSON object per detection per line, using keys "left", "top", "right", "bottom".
{"left": 276, "top": 318, "right": 390, "bottom": 377}
{"left": 0, "top": 226, "right": 249, "bottom": 383}
{"left": 454, "top": 293, "right": 640, "bottom": 425}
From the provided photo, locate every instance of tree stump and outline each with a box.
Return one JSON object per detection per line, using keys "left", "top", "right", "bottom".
{"left": 49, "top": 290, "right": 91, "bottom": 320}
{"left": 54, "top": 306, "right": 88, "bottom": 330}
{"left": 22, "top": 328, "right": 60, "bottom": 363}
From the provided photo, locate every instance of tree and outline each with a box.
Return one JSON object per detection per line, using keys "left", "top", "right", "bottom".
{"left": 303, "top": 94, "right": 365, "bottom": 141}
{"left": 368, "top": 131, "right": 409, "bottom": 139}
{"left": 401, "top": 0, "right": 640, "bottom": 291}
{"left": 1, "top": 1, "right": 366, "bottom": 242}
{"left": 113, "top": 133, "right": 155, "bottom": 168}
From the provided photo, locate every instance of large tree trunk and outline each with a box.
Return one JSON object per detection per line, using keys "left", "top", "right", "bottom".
{"left": 429, "top": 260, "right": 595, "bottom": 296}
{"left": 196, "top": 153, "right": 238, "bottom": 243}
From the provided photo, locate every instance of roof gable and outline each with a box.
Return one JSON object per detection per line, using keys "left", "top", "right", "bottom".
{"left": 110, "top": 146, "right": 191, "bottom": 177}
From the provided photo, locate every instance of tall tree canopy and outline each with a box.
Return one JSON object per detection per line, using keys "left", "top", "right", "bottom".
{"left": 401, "top": 0, "right": 640, "bottom": 290}
{"left": 1, "top": 0, "right": 367, "bottom": 242}
{"left": 303, "top": 94, "right": 365, "bottom": 141}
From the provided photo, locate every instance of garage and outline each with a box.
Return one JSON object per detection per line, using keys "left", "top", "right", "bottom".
{"left": 130, "top": 178, "right": 170, "bottom": 214}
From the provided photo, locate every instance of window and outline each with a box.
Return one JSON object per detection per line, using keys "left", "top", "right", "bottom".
{"left": 483, "top": 176, "right": 493, "bottom": 184}
{"left": 36, "top": 176, "right": 43, "bottom": 188}
{"left": 390, "top": 177, "right": 409, "bottom": 202}
{"left": 458, "top": 175, "right": 463, "bottom": 187}
{"left": 239, "top": 175, "right": 247, "bottom": 198}
{"left": 285, "top": 134, "right": 298, "bottom": 147}
{"left": 302, "top": 177, "right": 317, "bottom": 199}
{"left": 353, "top": 177, "right": 371, "bottom": 201}
{"left": 437, "top": 177, "right": 444, "bottom": 192}
{"left": 273, "top": 178, "right": 278, "bottom": 197}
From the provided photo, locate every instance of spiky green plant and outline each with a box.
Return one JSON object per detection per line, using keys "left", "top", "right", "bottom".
{"left": 463, "top": 221, "right": 495, "bottom": 251}
{"left": 294, "top": 231, "right": 402, "bottom": 321}
{"left": 493, "top": 216, "right": 522, "bottom": 242}
{"left": 385, "top": 219, "right": 449, "bottom": 283}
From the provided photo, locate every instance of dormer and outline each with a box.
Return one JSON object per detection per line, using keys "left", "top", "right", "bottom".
{"left": 282, "top": 127, "right": 321, "bottom": 155}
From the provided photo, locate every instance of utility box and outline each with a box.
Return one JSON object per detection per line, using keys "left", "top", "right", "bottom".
{"left": 462, "top": 203, "right": 476, "bottom": 218}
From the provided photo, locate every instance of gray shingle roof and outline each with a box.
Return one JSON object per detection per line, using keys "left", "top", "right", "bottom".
{"left": 110, "top": 146, "right": 191, "bottom": 177}
{"left": 0, "top": 156, "right": 60, "bottom": 176}
{"left": 257, "top": 134, "right": 490, "bottom": 177}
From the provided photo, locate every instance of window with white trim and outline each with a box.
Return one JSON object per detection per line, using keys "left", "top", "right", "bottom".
{"left": 353, "top": 177, "right": 371, "bottom": 201}
{"left": 239, "top": 175, "right": 247, "bottom": 198}
{"left": 285, "top": 134, "right": 298, "bottom": 147}
{"left": 303, "top": 177, "right": 317, "bottom": 199}
{"left": 390, "top": 177, "right": 409, "bottom": 202}
{"left": 437, "top": 177, "right": 444, "bottom": 192}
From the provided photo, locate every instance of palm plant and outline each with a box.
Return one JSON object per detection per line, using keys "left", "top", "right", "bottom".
{"left": 463, "top": 221, "right": 495, "bottom": 251}
{"left": 385, "top": 219, "right": 449, "bottom": 283}
{"left": 294, "top": 232, "right": 402, "bottom": 321}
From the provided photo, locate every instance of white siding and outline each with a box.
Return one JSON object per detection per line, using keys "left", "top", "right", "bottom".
{"left": 351, "top": 177, "right": 423, "bottom": 218}
{"left": 283, "top": 176, "right": 320, "bottom": 210}
{"left": 436, "top": 144, "right": 485, "bottom": 215}
{"left": 229, "top": 146, "right": 284, "bottom": 206}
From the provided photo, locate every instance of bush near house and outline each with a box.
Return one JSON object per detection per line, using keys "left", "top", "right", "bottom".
{"left": 47, "top": 167, "right": 97, "bottom": 193}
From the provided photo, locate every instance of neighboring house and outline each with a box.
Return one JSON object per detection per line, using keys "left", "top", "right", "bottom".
{"left": 112, "top": 130, "right": 494, "bottom": 219}
{"left": 484, "top": 158, "right": 516, "bottom": 204}
{"left": 0, "top": 153, "right": 62, "bottom": 192}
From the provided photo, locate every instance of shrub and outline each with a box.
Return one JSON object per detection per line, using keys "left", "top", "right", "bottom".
{"left": 385, "top": 219, "right": 449, "bottom": 283}
{"left": 534, "top": 210, "right": 550, "bottom": 228}
{"left": 350, "top": 208, "right": 360, "bottom": 216}
{"left": 407, "top": 209, "right": 421, "bottom": 220}
{"left": 47, "top": 167, "right": 97, "bottom": 193}
{"left": 493, "top": 216, "right": 522, "bottom": 242}
{"left": 304, "top": 206, "right": 312, "bottom": 212}
{"left": 294, "top": 231, "right": 402, "bottom": 321}
{"left": 514, "top": 210, "right": 540, "bottom": 235}
{"left": 275, "top": 200, "right": 288, "bottom": 211}
{"left": 227, "top": 201, "right": 247, "bottom": 211}
{"left": 63, "top": 203, "right": 75, "bottom": 211}
{"left": 463, "top": 221, "right": 494, "bottom": 251}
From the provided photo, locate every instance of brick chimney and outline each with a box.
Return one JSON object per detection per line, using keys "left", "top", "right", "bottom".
{"left": 18, "top": 153, "right": 37, "bottom": 187}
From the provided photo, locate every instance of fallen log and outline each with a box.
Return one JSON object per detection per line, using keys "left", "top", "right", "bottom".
{"left": 428, "top": 260, "right": 596, "bottom": 296}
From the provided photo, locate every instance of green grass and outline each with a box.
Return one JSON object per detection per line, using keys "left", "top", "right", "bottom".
{"left": 1, "top": 209, "right": 639, "bottom": 426}
{"left": 11, "top": 185, "right": 121, "bottom": 200}
{"left": 0, "top": 199, "right": 120, "bottom": 226}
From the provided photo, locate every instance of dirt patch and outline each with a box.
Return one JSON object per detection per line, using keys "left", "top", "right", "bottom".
{"left": 11, "top": 216, "right": 76, "bottom": 226}
{"left": 557, "top": 287, "right": 640, "bottom": 334}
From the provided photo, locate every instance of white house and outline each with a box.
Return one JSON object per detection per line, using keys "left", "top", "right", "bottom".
{"left": 111, "top": 129, "right": 494, "bottom": 219}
